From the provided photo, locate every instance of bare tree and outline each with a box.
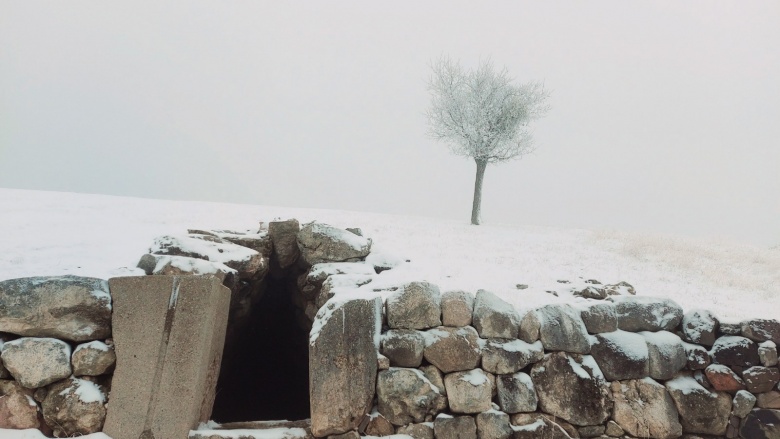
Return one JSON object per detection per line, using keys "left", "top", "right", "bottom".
{"left": 426, "top": 57, "right": 550, "bottom": 225}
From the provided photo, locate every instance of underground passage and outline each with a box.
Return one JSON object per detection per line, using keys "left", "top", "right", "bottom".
{"left": 210, "top": 275, "right": 311, "bottom": 422}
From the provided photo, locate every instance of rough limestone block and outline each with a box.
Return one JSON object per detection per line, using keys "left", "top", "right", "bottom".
{"left": 310, "top": 296, "right": 381, "bottom": 436}
{"left": 472, "top": 290, "right": 520, "bottom": 339}
{"left": 732, "top": 390, "right": 757, "bottom": 418}
{"left": 381, "top": 329, "right": 426, "bottom": 367}
{"left": 444, "top": 369, "right": 493, "bottom": 414}
{"left": 475, "top": 410, "right": 513, "bottom": 439}
{"left": 441, "top": 290, "right": 474, "bottom": 327}
{"left": 376, "top": 367, "right": 446, "bottom": 426}
{"left": 610, "top": 378, "right": 682, "bottom": 439}
{"left": 434, "top": 414, "right": 476, "bottom": 439}
{"left": 1, "top": 337, "right": 72, "bottom": 388}
{"left": 681, "top": 309, "right": 719, "bottom": 346}
{"left": 103, "top": 275, "right": 231, "bottom": 439}
{"left": 665, "top": 374, "right": 732, "bottom": 436}
{"left": 579, "top": 302, "right": 618, "bottom": 334}
{"left": 610, "top": 296, "right": 683, "bottom": 332}
{"left": 641, "top": 331, "right": 687, "bottom": 380}
{"left": 496, "top": 372, "right": 537, "bottom": 414}
{"left": 536, "top": 304, "right": 591, "bottom": 354}
{"left": 422, "top": 326, "right": 481, "bottom": 373}
{"left": 386, "top": 282, "right": 442, "bottom": 330}
{"left": 590, "top": 330, "right": 649, "bottom": 381}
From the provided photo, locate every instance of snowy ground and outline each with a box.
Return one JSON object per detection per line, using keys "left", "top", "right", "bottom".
{"left": 0, "top": 188, "right": 778, "bottom": 322}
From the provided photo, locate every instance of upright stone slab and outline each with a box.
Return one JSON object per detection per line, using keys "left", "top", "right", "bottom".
{"left": 103, "top": 275, "right": 231, "bottom": 439}
{"left": 309, "top": 296, "right": 381, "bottom": 437}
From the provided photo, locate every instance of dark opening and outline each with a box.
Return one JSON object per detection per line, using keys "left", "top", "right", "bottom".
{"left": 211, "top": 276, "right": 310, "bottom": 422}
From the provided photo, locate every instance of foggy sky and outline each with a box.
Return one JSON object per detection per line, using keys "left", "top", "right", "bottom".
{"left": 1, "top": 1, "right": 778, "bottom": 247}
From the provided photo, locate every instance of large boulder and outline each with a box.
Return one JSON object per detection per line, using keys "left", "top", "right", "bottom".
{"left": 681, "top": 309, "right": 719, "bottom": 346}
{"left": 1, "top": 337, "right": 71, "bottom": 388}
{"left": 579, "top": 302, "right": 618, "bottom": 334}
{"left": 665, "top": 374, "right": 732, "bottom": 436}
{"left": 496, "top": 372, "right": 537, "bottom": 414}
{"left": 422, "top": 326, "right": 481, "bottom": 373}
{"left": 472, "top": 290, "right": 520, "bottom": 339}
{"left": 444, "top": 369, "right": 493, "bottom": 414}
{"left": 611, "top": 378, "right": 682, "bottom": 439}
{"left": 739, "top": 409, "right": 780, "bottom": 439}
{"left": 310, "top": 297, "right": 381, "bottom": 436}
{"left": 530, "top": 352, "right": 612, "bottom": 426}
{"left": 386, "top": 282, "right": 442, "bottom": 330}
{"left": 71, "top": 341, "right": 116, "bottom": 377}
{"left": 641, "top": 331, "right": 687, "bottom": 380}
{"left": 610, "top": 296, "right": 683, "bottom": 332}
{"left": 481, "top": 339, "right": 544, "bottom": 375}
{"left": 0, "top": 276, "right": 111, "bottom": 342}
{"left": 590, "top": 330, "right": 649, "bottom": 381}
{"left": 710, "top": 335, "right": 760, "bottom": 367}
{"left": 150, "top": 234, "right": 265, "bottom": 279}
{"left": 42, "top": 377, "right": 107, "bottom": 437}
{"left": 742, "top": 319, "right": 780, "bottom": 344}
{"left": 376, "top": 367, "right": 446, "bottom": 425}
{"left": 297, "top": 222, "right": 372, "bottom": 266}
{"left": 441, "top": 290, "right": 474, "bottom": 327}
{"left": 268, "top": 219, "right": 301, "bottom": 269}
{"left": 535, "top": 304, "right": 591, "bottom": 354}
{"left": 381, "top": 329, "right": 426, "bottom": 368}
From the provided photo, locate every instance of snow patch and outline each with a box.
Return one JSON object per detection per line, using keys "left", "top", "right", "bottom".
{"left": 74, "top": 340, "right": 110, "bottom": 354}
{"left": 459, "top": 369, "right": 488, "bottom": 386}
{"left": 188, "top": 428, "right": 308, "bottom": 439}
{"left": 59, "top": 378, "right": 106, "bottom": 404}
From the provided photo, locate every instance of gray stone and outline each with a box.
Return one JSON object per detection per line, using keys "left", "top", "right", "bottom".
{"left": 757, "top": 391, "right": 780, "bottom": 409}
{"left": 681, "top": 309, "right": 719, "bottom": 346}
{"left": 536, "top": 304, "right": 591, "bottom": 354}
{"left": 314, "top": 273, "right": 374, "bottom": 309}
{"left": 517, "top": 310, "right": 540, "bottom": 343}
{"left": 665, "top": 374, "right": 732, "bottom": 436}
{"left": 610, "top": 296, "right": 684, "bottom": 332}
{"left": 496, "top": 372, "right": 537, "bottom": 414}
{"left": 72, "top": 340, "right": 116, "bottom": 376}
{"left": 642, "top": 331, "right": 687, "bottom": 380}
{"left": 299, "top": 262, "right": 375, "bottom": 301}
{"left": 0, "top": 275, "right": 112, "bottom": 342}
{"left": 386, "top": 282, "right": 442, "bottom": 330}
{"left": 1, "top": 337, "right": 72, "bottom": 388}
{"left": 138, "top": 254, "right": 239, "bottom": 288}
{"left": 150, "top": 234, "right": 266, "bottom": 279}
{"left": 297, "top": 222, "right": 372, "bottom": 265}
{"left": 420, "top": 365, "right": 446, "bottom": 395}
{"left": 481, "top": 339, "right": 544, "bottom": 375}
{"left": 396, "top": 422, "right": 434, "bottom": 439}
{"left": 605, "top": 420, "right": 623, "bottom": 437}
{"left": 573, "top": 285, "right": 607, "bottom": 300}
{"left": 0, "top": 382, "right": 41, "bottom": 430}
{"left": 720, "top": 322, "right": 743, "bottom": 335}
{"left": 742, "top": 319, "right": 780, "bottom": 344}
{"left": 530, "top": 351, "right": 612, "bottom": 426}
{"left": 760, "top": 341, "right": 779, "bottom": 367}
{"left": 604, "top": 280, "right": 636, "bottom": 296}
{"left": 365, "top": 411, "right": 395, "bottom": 437}
{"left": 103, "top": 276, "right": 231, "bottom": 439}
{"left": 739, "top": 409, "right": 780, "bottom": 439}
{"left": 441, "top": 290, "right": 474, "bottom": 327}
{"left": 611, "top": 378, "right": 682, "bottom": 439}
{"left": 268, "top": 219, "right": 301, "bottom": 269}
{"left": 590, "top": 330, "right": 649, "bottom": 381}
{"left": 732, "top": 390, "right": 757, "bottom": 418}
{"left": 310, "top": 297, "right": 381, "bottom": 436}
{"left": 42, "top": 377, "right": 106, "bottom": 437}
{"left": 476, "top": 410, "right": 513, "bottom": 439}
{"left": 422, "top": 326, "right": 481, "bottom": 373}
{"left": 381, "top": 329, "right": 426, "bottom": 368}
{"left": 377, "top": 353, "right": 390, "bottom": 370}
{"left": 444, "top": 369, "right": 493, "bottom": 414}
{"left": 434, "top": 415, "right": 477, "bottom": 439}
{"left": 472, "top": 290, "right": 520, "bottom": 339}
{"left": 579, "top": 302, "right": 618, "bottom": 334}
{"left": 377, "top": 368, "right": 446, "bottom": 426}
{"left": 710, "top": 335, "right": 760, "bottom": 367}
{"left": 743, "top": 366, "right": 780, "bottom": 393}
{"left": 577, "top": 425, "right": 605, "bottom": 437}
{"left": 683, "top": 341, "right": 711, "bottom": 370}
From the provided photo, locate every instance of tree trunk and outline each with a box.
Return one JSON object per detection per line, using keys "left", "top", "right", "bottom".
{"left": 471, "top": 159, "right": 488, "bottom": 225}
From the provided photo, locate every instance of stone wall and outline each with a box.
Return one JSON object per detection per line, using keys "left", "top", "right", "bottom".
{"left": 1, "top": 218, "right": 779, "bottom": 439}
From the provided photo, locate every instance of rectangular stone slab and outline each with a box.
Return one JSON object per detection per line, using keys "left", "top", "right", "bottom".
{"left": 104, "top": 275, "right": 230, "bottom": 439}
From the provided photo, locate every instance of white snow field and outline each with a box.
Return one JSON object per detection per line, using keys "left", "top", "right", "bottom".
{"left": 0, "top": 188, "right": 778, "bottom": 323}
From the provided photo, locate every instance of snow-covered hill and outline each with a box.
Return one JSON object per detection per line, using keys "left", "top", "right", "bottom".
{"left": 1, "top": 188, "right": 777, "bottom": 322}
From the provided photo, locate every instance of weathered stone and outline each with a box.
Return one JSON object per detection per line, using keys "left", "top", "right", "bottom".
{"left": 710, "top": 335, "right": 760, "bottom": 367}
{"left": 739, "top": 409, "right": 780, "bottom": 439}
{"left": 681, "top": 309, "right": 719, "bottom": 346}
{"left": 511, "top": 413, "right": 578, "bottom": 438}
{"left": 0, "top": 384, "right": 41, "bottom": 430}
{"left": 530, "top": 352, "right": 611, "bottom": 426}
{"left": 605, "top": 420, "right": 623, "bottom": 437}
{"left": 742, "top": 319, "right": 780, "bottom": 344}
{"left": 481, "top": 339, "right": 543, "bottom": 375}
{"left": 610, "top": 296, "right": 684, "bottom": 332}
{"left": 1, "top": 337, "right": 71, "bottom": 388}
{"left": 419, "top": 365, "right": 446, "bottom": 395}
{"left": 299, "top": 262, "right": 375, "bottom": 301}
{"left": 665, "top": 374, "right": 732, "bottom": 436}
{"left": 396, "top": 422, "right": 434, "bottom": 439}
{"left": 268, "top": 219, "right": 301, "bottom": 269}
{"left": 683, "top": 341, "right": 711, "bottom": 370}
{"left": 297, "top": 222, "right": 372, "bottom": 266}
{"left": 642, "top": 331, "right": 687, "bottom": 380}
{"left": 509, "top": 415, "right": 572, "bottom": 439}
{"left": 441, "top": 290, "right": 474, "bottom": 327}
{"left": 386, "top": 282, "right": 441, "bottom": 330}
{"left": 422, "top": 326, "right": 481, "bottom": 373}
{"left": 611, "top": 378, "right": 682, "bottom": 439}
{"left": 365, "top": 411, "right": 395, "bottom": 437}
{"left": 314, "top": 273, "right": 374, "bottom": 309}
{"left": 0, "top": 276, "right": 111, "bottom": 342}
{"left": 573, "top": 285, "right": 607, "bottom": 300}
{"left": 720, "top": 322, "right": 743, "bottom": 335}
{"left": 381, "top": 329, "right": 425, "bottom": 368}
{"left": 757, "top": 391, "right": 780, "bottom": 409}
{"left": 732, "top": 390, "right": 757, "bottom": 418}
{"left": 444, "top": 369, "right": 493, "bottom": 414}
{"left": 376, "top": 368, "right": 446, "bottom": 426}
{"left": 577, "top": 425, "right": 605, "bottom": 437}
{"left": 71, "top": 340, "right": 116, "bottom": 376}
{"left": 705, "top": 364, "right": 746, "bottom": 392}
{"left": 310, "top": 297, "right": 381, "bottom": 436}
{"left": 434, "top": 415, "right": 477, "bottom": 439}
{"left": 207, "top": 229, "right": 273, "bottom": 257}
{"left": 536, "top": 304, "right": 591, "bottom": 354}
{"left": 579, "top": 302, "right": 618, "bottom": 334}
{"left": 42, "top": 377, "right": 106, "bottom": 436}
{"left": 377, "top": 353, "right": 390, "bottom": 370}
{"left": 604, "top": 280, "right": 636, "bottom": 296}
{"left": 496, "top": 372, "right": 537, "bottom": 414}
{"left": 759, "top": 341, "right": 779, "bottom": 367}
{"left": 743, "top": 366, "right": 780, "bottom": 393}
{"left": 103, "top": 276, "right": 231, "bottom": 439}
{"left": 472, "top": 290, "right": 520, "bottom": 339}
{"left": 150, "top": 234, "right": 266, "bottom": 279}
{"left": 476, "top": 410, "right": 513, "bottom": 439}
{"left": 517, "top": 310, "right": 540, "bottom": 343}
{"left": 138, "top": 254, "right": 239, "bottom": 288}
{"left": 590, "top": 330, "right": 649, "bottom": 381}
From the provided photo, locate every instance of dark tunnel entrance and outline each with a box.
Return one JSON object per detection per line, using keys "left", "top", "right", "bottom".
{"left": 211, "top": 276, "right": 310, "bottom": 422}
